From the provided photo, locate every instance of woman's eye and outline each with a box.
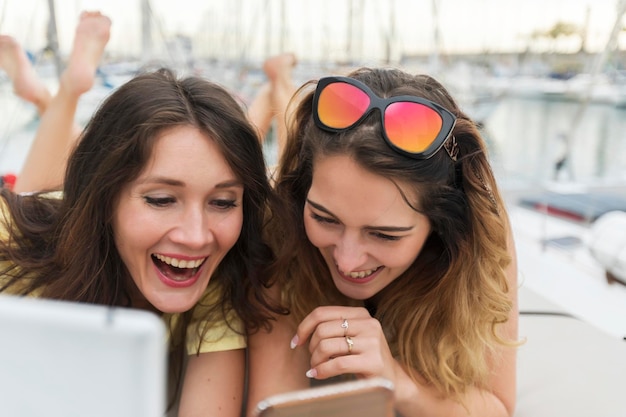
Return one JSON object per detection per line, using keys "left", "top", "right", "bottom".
{"left": 212, "top": 199, "right": 238, "bottom": 210}
{"left": 371, "top": 232, "right": 401, "bottom": 242}
{"left": 144, "top": 196, "right": 175, "bottom": 207}
{"left": 310, "top": 212, "right": 338, "bottom": 225}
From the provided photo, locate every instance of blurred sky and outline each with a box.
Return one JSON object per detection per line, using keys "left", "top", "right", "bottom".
{"left": 0, "top": 0, "right": 624, "bottom": 63}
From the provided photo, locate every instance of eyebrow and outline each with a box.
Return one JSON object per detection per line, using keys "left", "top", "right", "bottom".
{"left": 306, "top": 198, "right": 415, "bottom": 232}
{"left": 139, "top": 176, "right": 243, "bottom": 189}
{"left": 216, "top": 179, "right": 244, "bottom": 189}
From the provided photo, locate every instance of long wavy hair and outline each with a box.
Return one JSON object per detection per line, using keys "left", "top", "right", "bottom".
{"left": 269, "top": 67, "right": 514, "bottom": 400}
{"left": 0, "top": 68, "right": 284, "bottom": 407}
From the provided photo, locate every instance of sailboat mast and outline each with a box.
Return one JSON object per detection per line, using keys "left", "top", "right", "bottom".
{"left": 346, "top": 0, "right": 353, "bottom": 62}
{"left": 561, "top": 0, "right": 626, "bottom": 180}
{"left": 264, "top": 0, "right": 271, "bottom": 58}
{"left": 384, "top": 0, "right": 396, "bottom": 64}
{"left": 279, "top": 0, "right": 286, "bottom": 53}
{"left": 430, "top": 0, "right": 441, "bottom": 73}
{"left": 47, "top": 0, "right": 62, "bottom": 79}
{"left": 141, "top": 0, "right": 153, "bottom": 62}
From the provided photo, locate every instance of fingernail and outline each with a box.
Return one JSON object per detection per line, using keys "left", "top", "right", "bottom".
{"left": 305, "top": 368, "right": 317, "bottom": 378}
{"left": 290, "top": 335, "right": 299, "bottom": 349}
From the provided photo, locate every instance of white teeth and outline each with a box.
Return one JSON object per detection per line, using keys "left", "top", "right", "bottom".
{"left": 346, "top": 266, "right": 380, "bottom": 279}
{"left": 154, "top": 254, "right": 205, "bottom": 269}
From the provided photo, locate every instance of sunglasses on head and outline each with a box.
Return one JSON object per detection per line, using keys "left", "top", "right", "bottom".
{"left": 312, "top": 76, "right": 458, "bottom": 160}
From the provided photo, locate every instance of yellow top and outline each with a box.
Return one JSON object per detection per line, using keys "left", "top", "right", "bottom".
{"left": 163, "top": 283, "right": 246, "bottom": 354}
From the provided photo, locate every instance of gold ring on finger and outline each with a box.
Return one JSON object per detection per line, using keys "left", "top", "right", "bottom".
{"left": 345, "top": 336, "right": 354, "bottom": 354}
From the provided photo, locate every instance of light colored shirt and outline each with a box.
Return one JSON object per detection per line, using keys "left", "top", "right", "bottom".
{"left": 164, "top": 282, "right": 246, "bottom": 354}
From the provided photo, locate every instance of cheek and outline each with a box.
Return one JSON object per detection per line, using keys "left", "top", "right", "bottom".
{"left": 388, "top": 236, "right": 428, "bottom": 268}
{"left": 112, "top": 210, "right": 132, "bottom": 261}
{"left": 112, "top": 204, "right": 161, "bottom": 267}
{"left": 114, "top": 211, "right": 158, "bottom": 249}
{"left": 113, "top": 221, "right": 144, "bottom": 271}
{"left": 214, "top": 210, "right": 244, "bottom": 249}
{"left": 303, "top": 215, "right": 327, "bottom": 249}
{"left": 388, "top": 248, "right": 419, "bottom": 269}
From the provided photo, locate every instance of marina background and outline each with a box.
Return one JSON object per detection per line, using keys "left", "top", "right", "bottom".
{"left": 1, "top": 0, "right": 625, "bottom": 178}
{"left": 0, "top": 0, "right": 623, "bottom": 60}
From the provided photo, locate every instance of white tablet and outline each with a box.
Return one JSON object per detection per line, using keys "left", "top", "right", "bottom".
{"left": 0, "top": 294, "right": 167, "bottom": 417}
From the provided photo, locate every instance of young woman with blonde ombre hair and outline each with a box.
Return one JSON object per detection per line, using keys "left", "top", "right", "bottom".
{"left": 248, "top": 67, "right": 518, "bottom": 417}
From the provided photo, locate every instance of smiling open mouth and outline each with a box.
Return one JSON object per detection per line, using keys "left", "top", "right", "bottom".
{"left": 341, "top": 266, "right": 383, "bottom": 279}
{"left": 152, "top": 254, "right": 206, "bottom": 281}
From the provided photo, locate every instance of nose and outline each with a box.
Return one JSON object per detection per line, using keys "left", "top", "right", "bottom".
{"left": 170, "top": 205, "right": 214, "bottom": 249}
{"left": 333, "top": 230, "right": 368, "bottom": 274}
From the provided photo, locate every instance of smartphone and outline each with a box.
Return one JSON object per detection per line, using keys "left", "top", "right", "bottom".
{"left": 253, "top": 377, "right": 395, "bottom": 417}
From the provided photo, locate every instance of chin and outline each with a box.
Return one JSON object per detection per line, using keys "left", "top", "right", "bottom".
{"left": 333, "top": 280, "right": 374, "bottom": 301}
{"left": 157, "top": 304, "right": 194, "bottom": 314}
{"left": 151, "top": 296, "right": 198, "bottom": 314}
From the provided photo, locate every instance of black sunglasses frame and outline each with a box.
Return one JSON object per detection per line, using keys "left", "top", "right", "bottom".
{"left": 312, "top": 76, "right": 457, "bottom": 160}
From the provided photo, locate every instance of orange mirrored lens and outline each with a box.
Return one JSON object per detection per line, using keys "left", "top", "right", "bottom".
{"left": 385, "top": 102, "right": 443, "bottom": 152}
{"left": 318, "top": 82, "right": 371, "bottom": 128}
